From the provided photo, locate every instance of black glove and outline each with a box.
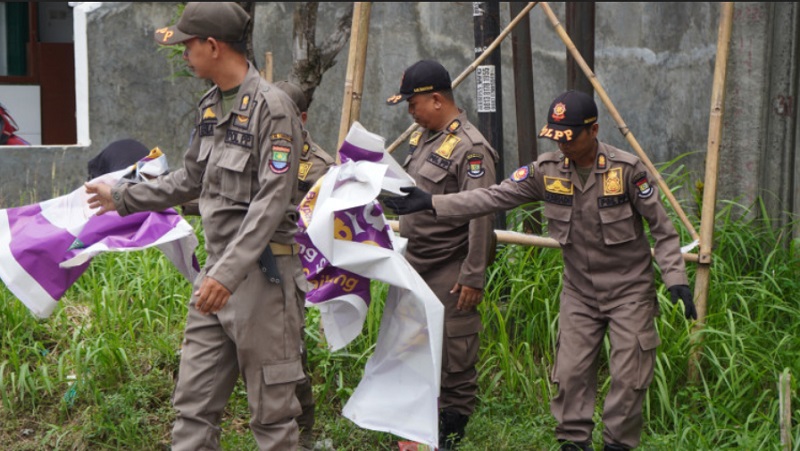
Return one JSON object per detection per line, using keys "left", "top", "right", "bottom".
{"left": 383, "top": 186, "right": 433, "bottom": 215}
{"left": 668, "top": 284, "right": 697, "bottom": 320}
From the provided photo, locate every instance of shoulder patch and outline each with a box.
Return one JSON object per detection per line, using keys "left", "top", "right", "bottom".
{"left": 633, "top": 172, "right": 654, "bottom": 198}
{"left": 466, "top": 153, "right": 485, "bottom": 178}
{"left": 510, "top": 165, "right": 530, "bottom": 182}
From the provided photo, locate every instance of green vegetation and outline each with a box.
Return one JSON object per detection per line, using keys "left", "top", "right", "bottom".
{"left": 1, "top": 167, "right": 799, "bottom": 450}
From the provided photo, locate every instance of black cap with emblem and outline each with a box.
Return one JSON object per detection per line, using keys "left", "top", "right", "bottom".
{"left": 386, "top": 59, "right": 452, "bottom": 105}
{"left": 153, "top": 2, "right": 251, "bottom": 45}
{"left": 538, "top": 90, "right": 598, "bottom": 143}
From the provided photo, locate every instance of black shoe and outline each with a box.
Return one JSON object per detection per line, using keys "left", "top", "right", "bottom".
{"left": 559, "top": 439, "right": 594, "bottom": 451}
{"left": 603, "top": 444, "right": 629, "bottom": 451}
{"left": 438, "top": 410, "right": 469, "bottom": 450}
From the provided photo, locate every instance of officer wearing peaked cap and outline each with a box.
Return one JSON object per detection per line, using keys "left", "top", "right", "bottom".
{"left": 387, "top": 59, "right": 499, "bottom": 451}
{"left": 385, "top": 90, "right": 697, "bottom": 451}
{"left": 86, "top": 3, "right": 307, "bottom": 450}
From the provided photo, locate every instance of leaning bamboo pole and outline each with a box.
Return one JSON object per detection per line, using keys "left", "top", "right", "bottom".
{"left": 337, "top": 2, "right": 372, "bottom": 159}
{"left": 386, "top": 2, "right": 539, "bottom": 154}
{"left": 387, "top": 220, "right": 700, "bottom": 262}
{"left": 688, "top": 1, "right": 734, "bottom": 382}
{"left": 539, "top": 2, "right": 700, "bottom": 243}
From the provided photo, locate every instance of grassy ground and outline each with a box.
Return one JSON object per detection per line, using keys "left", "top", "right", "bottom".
{"left": 2, "top": 173, "right": 800, "bottom": 450}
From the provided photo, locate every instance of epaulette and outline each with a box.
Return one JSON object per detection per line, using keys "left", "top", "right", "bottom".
{"left": 311, "top": 143, "right": 335, "bottom": 165}
{"left": 538, "top": 150, "right": 562, "bottom": 164}
{"left": 460, "top": 123, "right": 499, "bottom": 161}
{"left": 259, "top": 83, "right": 287, "bottom": 120}
{"left": 604, "top": 146, "right": 639, "bottom": 166}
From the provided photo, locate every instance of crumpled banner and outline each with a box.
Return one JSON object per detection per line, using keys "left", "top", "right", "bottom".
{"left": 296, "top": 122, "right": 444, "bottom": 448}
{"left": 0, "top": 148, "right": 200, "bottom": 318}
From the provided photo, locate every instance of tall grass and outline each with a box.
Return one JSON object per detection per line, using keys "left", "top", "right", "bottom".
{"left": 2, "top": 162, "right": 800, "bottom": 449}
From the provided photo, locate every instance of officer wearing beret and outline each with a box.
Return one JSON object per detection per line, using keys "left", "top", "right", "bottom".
{"left": 387, "top": 59, "right": 499, "bottom": 451}
{"left": 385, "top": 90, "right": 697, "bottom": 451}
{"left": 86, "top": 3, "right": 307, "bottom": 449}
{"left": 274, "top": 79, "right": 335, "bottom": 451}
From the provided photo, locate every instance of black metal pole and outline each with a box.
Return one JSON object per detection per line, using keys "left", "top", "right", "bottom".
{"left": 509, "top": 1, "right": 540, "bottom": 234}
{"left": 566, "top": 2, "right": 595, "bottom": 95}
{"left": 473, "top": 1, "right": 506, "bottom": 230}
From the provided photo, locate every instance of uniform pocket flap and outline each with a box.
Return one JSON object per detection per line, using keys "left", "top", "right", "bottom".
{"left": 419, "top": 161, "right": 448, "bottom": 185}
{"left": 216, "top": 147, "right": 250, "bottom": 172}
{"left": 636, "top": 329, "right": 661, "bottom": 351}
{"left": 543, "top": 204, "right": 573, "bottom": 222}
{"left": 599, "top": 204, "right": 633, "bottom": 224}
{"left": 262, "top": 358, "right": 305, "bottom": 385}
{"left": 446, "top": 315, "right": 483, "bottom": 338}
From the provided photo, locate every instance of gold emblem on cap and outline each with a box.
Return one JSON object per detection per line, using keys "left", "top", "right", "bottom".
{"left": 551, "top": 102, "right": 567, "bottom": 122}
{"left": 156, "top": 27, "right": 173, "bottom": 42}
{"left": 387, "top": 94, "right": 402, "bottom": 104}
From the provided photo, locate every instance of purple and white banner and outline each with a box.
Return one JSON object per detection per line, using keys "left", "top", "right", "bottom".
{"left": 296, "top": 122, "right": 444, "bottom": 448}
{"left": 0, "top": 149, "right": 200, "bottom": 318}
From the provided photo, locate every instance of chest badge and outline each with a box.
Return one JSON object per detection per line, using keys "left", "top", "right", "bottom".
{"left": 603, "top": 167, "right": 623, "bottom": 195}
{"left": 298, "top": 161, "right": 312, "bottom": 181}
{"left": 545, "top": 176, "right": 573, "bottom": 195}
{"left": 434, "top": 134, "right": 460, "bottom": 159}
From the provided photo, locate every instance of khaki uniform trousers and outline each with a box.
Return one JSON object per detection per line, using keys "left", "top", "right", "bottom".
{"left": 419, "top": 257, "right": 482, "bottom": 416}
{"left": 171, "top": 255, "right": 306, "bottom": 451}
{"left": 550, "top": 289, "right": 661, "bottom": 449}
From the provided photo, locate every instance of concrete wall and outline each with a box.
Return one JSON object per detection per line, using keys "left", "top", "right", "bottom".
{"left": 0, "top": 2, "right": 796, "bottom": 235}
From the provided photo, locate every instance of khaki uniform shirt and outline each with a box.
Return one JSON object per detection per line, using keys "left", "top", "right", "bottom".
{"left": 293, "top": 129, "right": 334, "bottom": 206}
{"left": 111, "top": 63, "right": 303, "bottom": 294}
{"left": 399, "top": 111, "right": 498, "bottom": 289}
{"left": 434, "top": 141, "right": 687, "bottom": 309}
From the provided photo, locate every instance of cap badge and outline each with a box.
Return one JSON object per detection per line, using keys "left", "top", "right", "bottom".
{"left": 551, "top": 102, "right": 567, "bottom": 122}
{"left": 387, "top": 94, "right": 402, "bottom": 104}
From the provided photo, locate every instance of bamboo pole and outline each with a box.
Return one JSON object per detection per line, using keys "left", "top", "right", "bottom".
{"left": 688, "top": 1, "right": 734, "bottom": 382}
{"left": 386, "top": 2, "right": 539, "bottom": 154}
{"left": 386, "top": 220, "right": 699, "bottom": 262}
{"left": 337, "top": 2, "right": 372, "bottom": 158}
{"left": 779, "top": 368, "right": 792, "bottom": 450}
{"left": 265, "top": 52, "right": 273, "bottom": 82}
{"left": 539, "top": 2, "right": 699, "bottom": 243}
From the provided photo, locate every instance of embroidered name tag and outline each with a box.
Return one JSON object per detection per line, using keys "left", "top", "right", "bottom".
{"left": 598, "top": 193, "right": 630, "bottom": 208}
{"left": 225, "top": 130, "right": 254, "bottom": 148}
{"left": 545, "top": 192, "right": 573, "bottom": 206}
{"left": 427, "top": 152, "right": 452, "bottom": 171}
